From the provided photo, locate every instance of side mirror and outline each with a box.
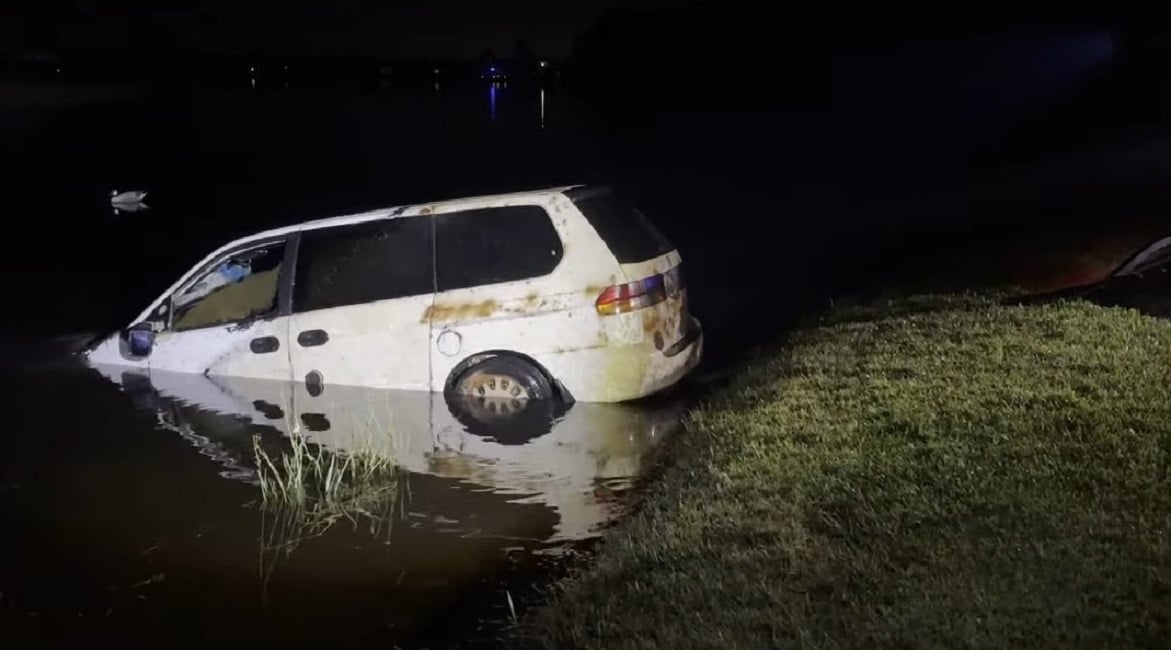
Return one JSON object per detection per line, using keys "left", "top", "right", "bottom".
{"left": 122, "top": 322, "right": 156, "bottom": 357}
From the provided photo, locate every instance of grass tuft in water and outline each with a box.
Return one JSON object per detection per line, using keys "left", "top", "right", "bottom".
{"left": 252, "top": 425, "right": 407, "bottom": 586}
{"left": 253, "top": 430, "right": 397, "bottom": 510}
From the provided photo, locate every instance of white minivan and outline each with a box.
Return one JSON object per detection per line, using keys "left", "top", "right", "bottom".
{"left": 83, "top": 185, "right": 703, "bottom": 408}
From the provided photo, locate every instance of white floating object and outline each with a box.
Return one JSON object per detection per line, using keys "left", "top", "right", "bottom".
{"left": 110, "top": 189, "right": 150, "bottom": 215}
{"left": 111, "top": 189, "right": 148, "bottom": 204}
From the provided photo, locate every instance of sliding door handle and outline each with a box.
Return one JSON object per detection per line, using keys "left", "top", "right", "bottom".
{"left": 297, "top": 329, "right": 329, "bottom": 347}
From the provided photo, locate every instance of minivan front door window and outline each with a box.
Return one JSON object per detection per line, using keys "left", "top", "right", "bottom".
{"left": 171, "top": 243, "right": 287, "bottom": 331}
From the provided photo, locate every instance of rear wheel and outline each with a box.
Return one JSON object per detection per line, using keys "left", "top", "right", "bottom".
{"left": 445, "top": 355, "right": 558, "bottom": 444}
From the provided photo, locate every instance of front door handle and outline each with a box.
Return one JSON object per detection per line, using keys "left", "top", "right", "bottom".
{"left": 250, "top": 336, "right": 280, "bottom": 354}
{"left": 297, "top": 329, "right": 329, "bottom": 347}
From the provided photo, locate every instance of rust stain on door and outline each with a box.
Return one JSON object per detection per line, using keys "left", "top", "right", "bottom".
{"left": 422, "top": 299, "right": 500, "bottom": 324}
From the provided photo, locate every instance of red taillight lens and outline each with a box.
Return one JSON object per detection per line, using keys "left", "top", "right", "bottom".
{"left": 595, "top": 274, "right": 667, "bottom": 316}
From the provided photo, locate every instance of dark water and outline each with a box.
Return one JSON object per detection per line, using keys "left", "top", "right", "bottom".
{"left": 0, "top": 358, "right": 685, "bottom": 647}
{"left": 2, "top": 28, "right": 1170, "bottom": 646}
{"left": 0, "top": 82, "right": 610, "bottom": 339}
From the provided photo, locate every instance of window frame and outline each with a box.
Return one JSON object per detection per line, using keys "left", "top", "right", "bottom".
{"left": 164, "top": 233, "right": 300, "bottom": 333}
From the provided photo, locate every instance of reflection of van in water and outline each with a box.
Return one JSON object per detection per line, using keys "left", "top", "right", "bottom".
{"left": 97, "top": 367, "right": 685, "bottom": 543}
{"left": 83, "top": 185, "right": 703, "bottom": 415}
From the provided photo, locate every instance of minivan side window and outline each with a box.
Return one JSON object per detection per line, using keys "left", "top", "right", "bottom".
{"left": 293, "top": 217, "right": 435, "bottom": 313}
{"left": 170, "top": 241, "right": 287, "bottom": 331}
{"left": 435, "top": 206, "right": 563, "bottom": 292}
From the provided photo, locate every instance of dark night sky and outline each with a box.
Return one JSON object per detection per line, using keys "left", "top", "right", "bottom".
{"left": 2, "top": 1, "right": 1162, "bottom": 60}
{"left": 2, "top": 0, "right": 675, "bottom": 59}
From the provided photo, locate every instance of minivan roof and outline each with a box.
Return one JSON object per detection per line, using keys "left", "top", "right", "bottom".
{"left": 242, "top": 184, "right": 586, "bottom": 245}
{"left": 123, "top": 184, "right": 593, "bottom": 328}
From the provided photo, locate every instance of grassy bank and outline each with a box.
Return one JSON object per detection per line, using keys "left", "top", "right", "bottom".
{"left": 523, "top": 295, "right": 1171, "bottom": 649}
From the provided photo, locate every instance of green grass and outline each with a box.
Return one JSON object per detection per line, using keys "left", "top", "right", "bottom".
{"left": 253, "top": 430, "right": 397, "bottom": 511}
{"left": 252, "top": 429, "right": 406, "bottom": 581}
{"left": 522, "top": 295, "right": 1171, "bottom": 649}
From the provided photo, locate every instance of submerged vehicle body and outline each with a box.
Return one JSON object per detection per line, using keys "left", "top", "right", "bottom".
{"left": 83, "top": 185, "right": 703, "bottom": 409}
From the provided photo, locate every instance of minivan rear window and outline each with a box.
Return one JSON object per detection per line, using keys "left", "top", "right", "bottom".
{"left": 565, "top": 186, "right": 674, "bottom": 263}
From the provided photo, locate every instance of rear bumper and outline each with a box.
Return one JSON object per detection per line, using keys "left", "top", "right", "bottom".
{"left": 598, "top": 317, "right": 703, "bottom": 402}
{"left": 642, "top": 319, "right": 703, "bottom": 397}
{"left": 664, "top": 316, "right": 702, "bottom": 357}
{"left": 534, "top": 318, "right": 704, "bottom": 403}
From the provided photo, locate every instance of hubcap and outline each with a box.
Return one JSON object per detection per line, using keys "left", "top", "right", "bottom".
{"left": 462, "top": 372, "right": 530, "bottom": 415}
{"left": 467, "top": 372, "right": 530, "bottom": 400}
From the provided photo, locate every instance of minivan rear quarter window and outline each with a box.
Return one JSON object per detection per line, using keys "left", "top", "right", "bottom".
{"left": 436, "top": 206, "right": 563, "bottom": 292}
{"left": 565, "top": 187, "right": 673, "bottom": 263}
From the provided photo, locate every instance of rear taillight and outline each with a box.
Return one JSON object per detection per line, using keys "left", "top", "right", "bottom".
{"left": 595, "top": 274, "right": 667, "bottom": 316}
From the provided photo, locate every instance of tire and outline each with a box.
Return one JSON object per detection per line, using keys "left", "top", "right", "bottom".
{"left": 444, "top": 355, "right": 559, "bottom": 445}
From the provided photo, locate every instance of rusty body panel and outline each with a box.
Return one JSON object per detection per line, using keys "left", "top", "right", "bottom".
{"left": 427, "top": 203, "right": 700, "bottom": 402}
{"left": 422, "top": 299, "right": 500, "bottom": 324}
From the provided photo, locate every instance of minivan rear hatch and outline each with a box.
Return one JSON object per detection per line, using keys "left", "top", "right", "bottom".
{"left": 567, "top": 186, "right": 696, "bottom": 354}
